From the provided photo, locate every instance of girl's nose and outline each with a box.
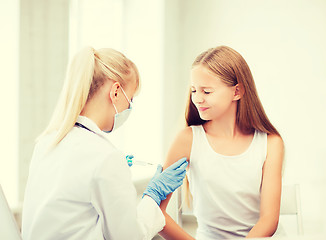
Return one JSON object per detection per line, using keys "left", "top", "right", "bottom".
{"left": 192, "top": 93, "right": 204, "bottom": 104}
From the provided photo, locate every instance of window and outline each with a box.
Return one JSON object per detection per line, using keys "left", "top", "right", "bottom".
{"left": 0, "top": 0, "right": 19, "bottom": 206}
{"left": 69, "top": 0, "right": 164, "bottom": 164}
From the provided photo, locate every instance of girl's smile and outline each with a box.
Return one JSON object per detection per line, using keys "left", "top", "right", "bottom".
{"left": 198, "top": 107, "right": 209, "bottom": 112}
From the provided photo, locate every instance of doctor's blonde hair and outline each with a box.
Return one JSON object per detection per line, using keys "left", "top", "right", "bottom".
{"left": 39, "top": 47, "right": 139, "bottom": 146}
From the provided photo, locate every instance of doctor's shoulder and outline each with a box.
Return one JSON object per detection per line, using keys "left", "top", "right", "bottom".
{"left": 81, "top": 133, "right": 119, "bottom": 158}
{"left": 163, "top": 126, "right": 193, "bottom": 169}
{"left": 63, "top": 127, "right": 120, "bottom": 162}
{"left": 71, "top": 132, "right": 128, "bottom": 174}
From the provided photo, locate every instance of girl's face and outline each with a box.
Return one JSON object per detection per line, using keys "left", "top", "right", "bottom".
{"left": 190, "top": 65, "right": 238, "bottom": 121}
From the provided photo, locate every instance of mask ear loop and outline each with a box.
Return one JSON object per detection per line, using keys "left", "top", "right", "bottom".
{"left": 112, "top": 104, "right": 118, "bottom": 114}
{"left": 120, "top": 86, "right": 131, "bottom": 104}
{"left": 112, "top": 83, "right": 132, "bottom": 114}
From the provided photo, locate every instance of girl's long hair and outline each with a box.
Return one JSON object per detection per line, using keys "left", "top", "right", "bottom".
{"left": 38, "top": 47, "right": 139, "bottom": 146}
{"left": 183, "top": 46, "right": 280, "bottom": 207}
{"left": 186, "top": 45, "right": 279, "bottom": 136}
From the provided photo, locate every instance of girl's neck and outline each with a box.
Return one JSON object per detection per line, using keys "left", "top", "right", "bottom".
{"left": 203, "top": 105, "right": 241, "bottom": 138}
{"left": 204, "top": 118, "right": 240, "bottom": 138}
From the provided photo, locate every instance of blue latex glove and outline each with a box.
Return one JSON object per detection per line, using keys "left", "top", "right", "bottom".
{"left": 142, "top": 157, "right": 188, "bottom": 205}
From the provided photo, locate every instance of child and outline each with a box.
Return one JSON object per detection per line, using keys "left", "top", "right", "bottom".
{"left": 159, "top": 46, "right": 284, "bottom": 239}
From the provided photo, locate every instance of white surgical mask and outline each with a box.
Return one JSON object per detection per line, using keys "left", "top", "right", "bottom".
{"left": 105, "top": 86, "right": 132, "bottom": 133}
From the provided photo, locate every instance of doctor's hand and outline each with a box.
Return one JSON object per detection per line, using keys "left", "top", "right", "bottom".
{"left": 142, "top": 157, "right": 188, "bottom": 206}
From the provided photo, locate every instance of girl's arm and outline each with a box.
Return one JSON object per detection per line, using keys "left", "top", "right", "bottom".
{"left": 246, "top": 134, "right": 284, "bottom": 238}
{"left": 158, "top": 127, "right": 195, "bottom": 240}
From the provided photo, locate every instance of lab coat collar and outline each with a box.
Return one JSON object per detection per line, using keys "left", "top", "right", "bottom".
{"left": 76, "top": 115, "right": 108, "bottom": 139}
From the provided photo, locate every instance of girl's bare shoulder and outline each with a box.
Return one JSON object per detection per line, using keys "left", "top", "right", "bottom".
{"left": 267, "top": 134, "right": 284, "bottom": 151}
{"left": 164, "top": 126, "right": 193, "bottom": 169}
{"left": 265, "top": 134, "right": 284, "bottom": 167}
{"left": 176, "top": 126, "right": 193, "bottom": 144}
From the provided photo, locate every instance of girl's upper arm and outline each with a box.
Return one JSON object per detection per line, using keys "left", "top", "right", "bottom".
{"left": 160, "top": 127, "right": 193, "bottom": 211}
{"left": 163, "top": 127, "right": 193, "bottom": 170}
{"left": 260, "top": 134, "right": 285, "bottom": 221}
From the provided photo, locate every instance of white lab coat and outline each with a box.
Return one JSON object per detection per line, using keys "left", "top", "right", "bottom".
{"left": 22, "top": 116, "right": 165, "bottom": 240}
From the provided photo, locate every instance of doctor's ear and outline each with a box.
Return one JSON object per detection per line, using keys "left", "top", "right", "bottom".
{"left": 233, "top": 84, "right": 244, "bottom": 101}
{"left": 109, "top": 82, "right": 121, "bottom": 102}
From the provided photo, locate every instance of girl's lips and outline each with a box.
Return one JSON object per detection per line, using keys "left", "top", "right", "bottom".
{"left": 198, "top": 107, "right": 209, "bottom": 112}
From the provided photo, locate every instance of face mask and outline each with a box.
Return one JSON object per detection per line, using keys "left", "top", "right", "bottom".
{"left": 105, "top": 86, "right": 132, "bottom": 133}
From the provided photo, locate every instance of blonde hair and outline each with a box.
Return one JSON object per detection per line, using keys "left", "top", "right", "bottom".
{"left": 38, "top": 46, "right": 139, "bottom": 146}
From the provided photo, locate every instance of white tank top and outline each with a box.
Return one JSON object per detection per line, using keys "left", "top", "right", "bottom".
{"left": 188, "top": 125, "right": 267, "bottom": 239}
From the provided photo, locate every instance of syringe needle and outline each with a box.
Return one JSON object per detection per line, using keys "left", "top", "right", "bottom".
{"left": 133, "top": 161, "right": 154, "bottom": 166}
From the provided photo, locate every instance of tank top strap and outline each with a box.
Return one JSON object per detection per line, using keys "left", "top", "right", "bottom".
{"left": 190, "top": 125, "right": 205, "bottom": 138}
{"left": 190, "top": 125, "right": 207, "bottom": 164}
{"left": 252, "top": 130, "right": 268, "bottom": 165}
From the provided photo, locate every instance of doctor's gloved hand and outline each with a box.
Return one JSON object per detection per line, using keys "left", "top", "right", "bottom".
{"left": 142, "top": 157, "right": 188, "bottom": 206}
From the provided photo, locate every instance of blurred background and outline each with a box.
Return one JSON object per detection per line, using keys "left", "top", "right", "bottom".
{"left": 1, "top": 0, "right": 326, "bottom": 237}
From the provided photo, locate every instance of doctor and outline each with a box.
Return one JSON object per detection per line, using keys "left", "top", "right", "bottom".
{"left": 22, "top": 47, "right": 188, "bottom": 240}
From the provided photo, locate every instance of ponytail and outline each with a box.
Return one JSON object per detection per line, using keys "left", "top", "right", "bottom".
{"left": 38, "top": 47, "right": 95, "bottom": 145}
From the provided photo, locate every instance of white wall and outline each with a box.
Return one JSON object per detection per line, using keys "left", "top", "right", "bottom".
{"left": 111, "top": 0, "right": 165, "bottom": 164}
{"left": 167, "top": 0, "right": 326, "bottom": 235}
{"left": 0, "top": 0, "right": 19, "bottom": 206}
{"left": 19, "top": 0, "right": 70, "bottom": 201}
{"left": 69, "top": 0, "right": 165, "bottom": 164}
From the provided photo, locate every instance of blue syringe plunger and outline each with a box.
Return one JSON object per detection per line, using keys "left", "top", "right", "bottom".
{"left": 126, "top": 155, "right": 134, "bottom": 167}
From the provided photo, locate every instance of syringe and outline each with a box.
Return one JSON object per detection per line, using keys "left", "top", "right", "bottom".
{"left": 126, "top": 155, "right": 154, "bottom": 167}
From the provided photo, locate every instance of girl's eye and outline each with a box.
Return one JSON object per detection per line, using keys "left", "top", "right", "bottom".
{"left": 204, "top": 91, "right": 211, "bottom": 94}
{"left": 191, "top": 90, "right": 196, "bottom": 93}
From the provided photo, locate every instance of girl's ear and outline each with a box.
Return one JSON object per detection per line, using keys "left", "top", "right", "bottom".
{"left": 233, "top": 83, "right": 244, "bottom": 101}
{"left": 109, "top": 82, "right": 121, "bottom": 103}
